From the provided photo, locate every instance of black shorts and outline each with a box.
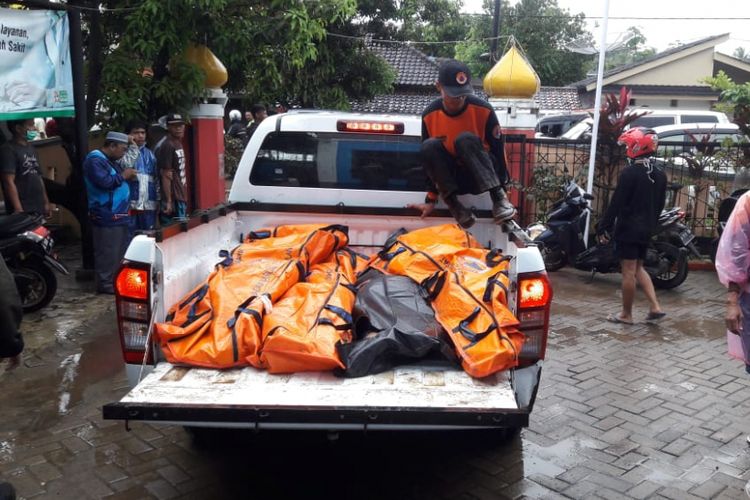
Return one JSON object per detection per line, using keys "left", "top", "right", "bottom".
{"left": 616, "top": 241, "right": 647, "bottom": 261}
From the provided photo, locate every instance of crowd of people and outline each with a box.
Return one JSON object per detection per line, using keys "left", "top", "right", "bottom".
{"left": 0, "top": 112, "right": 189, "bottom": 295}
{"left": 225, "top": 102, "right": 273, "bottom": 146}
{"left": 0, "top": 99, "right": 287, "bottom": 300}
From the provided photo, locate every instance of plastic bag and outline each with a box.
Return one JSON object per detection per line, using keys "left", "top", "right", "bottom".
{"left": 260, "top": 250, "right": 363, "bottom": 373}
{"left": 336, "top": 270, "right": 456, "bottom": 377}
{"left": 156, "top": 224, "right": 349, "bottom": 369}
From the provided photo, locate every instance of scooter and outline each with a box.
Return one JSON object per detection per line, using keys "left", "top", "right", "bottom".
{"left": 527, "top": 179, "right": 695, "bottom": 289}
{"left": 0, "top": 212, "right": 70, "bottom": 312}
{"left": 710, "top": 187, "right": 749, "bottom": 262}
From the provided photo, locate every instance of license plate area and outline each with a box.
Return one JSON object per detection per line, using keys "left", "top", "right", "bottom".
{"left": 679, "top": 229, "right": 694, "bottom": 245}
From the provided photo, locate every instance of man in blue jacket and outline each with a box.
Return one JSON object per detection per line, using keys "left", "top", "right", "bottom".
{"left": 83, "top": 131, "right": 137, "bottom": 294}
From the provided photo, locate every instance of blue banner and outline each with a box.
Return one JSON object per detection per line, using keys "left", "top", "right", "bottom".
{"left": 0, "top": 7, "right": 74, "bottom": 120}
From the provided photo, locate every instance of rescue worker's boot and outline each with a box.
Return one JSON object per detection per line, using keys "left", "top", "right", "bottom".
{"left": 445, "top": 194, "right": 476, "bottom": 229}
{"left": 490, "top": 187, "right": 515, "bottom": 223}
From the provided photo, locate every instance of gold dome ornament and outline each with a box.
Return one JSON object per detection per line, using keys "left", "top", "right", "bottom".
{"left": 183, "top": 44, "right": 228, "bottom": 89}
{"left": 483, "top": 38, "right": 540, "bottom": 99}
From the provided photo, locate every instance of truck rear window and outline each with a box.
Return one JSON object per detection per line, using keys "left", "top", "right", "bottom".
{"left": 630, "top": 116, "right": 675, "bottom": 128}
{"left": 250, "top": 132, "right": 427, "bottom": 191}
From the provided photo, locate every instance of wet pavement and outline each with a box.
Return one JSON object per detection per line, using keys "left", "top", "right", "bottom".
{"left": 0, "top": 246, "right": 749, "bottom": 499}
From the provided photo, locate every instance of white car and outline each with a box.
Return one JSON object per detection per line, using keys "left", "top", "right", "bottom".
{"left": 653, "top": 123, "right": 749, "bottom": 179}
{"left": 557, "top": 109, "right": 731, "bottom": 141}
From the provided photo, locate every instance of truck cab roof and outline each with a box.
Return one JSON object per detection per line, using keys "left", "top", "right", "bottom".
{"left": 269, "top": 110, "right": 423, "bottom": 135}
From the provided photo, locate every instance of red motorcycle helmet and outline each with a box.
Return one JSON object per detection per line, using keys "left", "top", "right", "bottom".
{"left": 618, "top": 127, "right": 658, "bottom": 159}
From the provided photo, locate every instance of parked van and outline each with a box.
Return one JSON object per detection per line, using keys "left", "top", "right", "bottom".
{"left": 629, "top": 108, "right": 730, "bottom": 128}
{"left": 558, "top": 109, "right": 730, "bottom": 140}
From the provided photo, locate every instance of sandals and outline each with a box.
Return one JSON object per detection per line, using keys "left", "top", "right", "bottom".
{"left": 606, "top": 312, "right": 666, "bottom": 325}
{"left": 646, "top": 311, "right": 666, "bottom": 322}
{"left": 606, "top": 314, "right": 634, "bottom": 325}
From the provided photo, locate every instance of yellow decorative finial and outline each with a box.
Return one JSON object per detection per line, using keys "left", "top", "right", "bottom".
{"left": 483, "top": 38, "right": 540, "bottom": 99}
{"left": 184, "top": 44, "right": 228, "bottom": 89}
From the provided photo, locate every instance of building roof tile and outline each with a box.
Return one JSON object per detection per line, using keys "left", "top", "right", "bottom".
{"left": 351, "top": 87, "right": 583, "bottom": 114}
{"left": 368, "top": 39, "right": 440, "bottom": 87}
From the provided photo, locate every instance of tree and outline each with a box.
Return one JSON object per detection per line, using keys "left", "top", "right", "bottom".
{"left": 95, "top": 0, "right": 394, "bottom": 125}
{"left": 703, "top": 70, "right": 750, "bottom": 137}
{"left": 455, "top": 0, "right": 592, "bottom": 86}
{"left": 733, "top": 46, "right": 750, "bottom": 62}
{"left": 602, "top": 26, "right": 656, "bottom": 71}
{"left": 395, "top": 0, "right": 472, "bottom": 59}
{"left": 1, "top": 0, "right": 397, "bottom": 126}
{"left": 346, "top": 0, "right": 471, "bottom": 59}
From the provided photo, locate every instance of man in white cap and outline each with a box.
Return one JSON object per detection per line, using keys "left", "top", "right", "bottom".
{"left": 83, "top": 131, "right": 137, "bottom": 294}
{"left": 155, "top": 112, "right": 188, "bottom": 225}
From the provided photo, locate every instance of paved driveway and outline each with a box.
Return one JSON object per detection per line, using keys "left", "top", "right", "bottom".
{"left": 0, "top": 262, "right": 748, "bottom": 499}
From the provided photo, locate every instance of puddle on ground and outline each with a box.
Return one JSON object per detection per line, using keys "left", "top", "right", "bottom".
{"left": 1, "top": 310, "right": 123, "bottom": 433}
{"left": 0, "top": 439, "right": 15, "bottom": 465}
{"left": 22, "top": 293, "right": 112, "bottom": 352}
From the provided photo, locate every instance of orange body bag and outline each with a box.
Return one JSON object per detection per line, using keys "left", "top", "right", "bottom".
{"left": 155, "top": 225, "right": 348, "bottom": 368}
{"left": 260, "top": 249, "right": 365, "bottom": 373}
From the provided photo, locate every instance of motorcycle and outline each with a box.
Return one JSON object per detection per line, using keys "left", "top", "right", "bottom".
{"left": 710, "top": 168, "right": 750, "bottom": 262}
{"left": 527, "top": 179, "right": 698, "bottom": 289}
{"left": 0, "top": 212, "right": 70, "bottom": 312}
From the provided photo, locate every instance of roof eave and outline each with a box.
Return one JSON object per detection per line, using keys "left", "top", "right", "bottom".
{"left": 714, "top": 52, "right": 750, "bottom": 73}
{"left": 584, "top": 34, "right": 730, "bottom": 92}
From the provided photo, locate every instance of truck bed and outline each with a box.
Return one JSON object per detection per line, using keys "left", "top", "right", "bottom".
{"left": 107, "top": 203, "right": 543, "bottom": 430}
{"left": 104, "top": 362, "right": 526, "bottom": 430}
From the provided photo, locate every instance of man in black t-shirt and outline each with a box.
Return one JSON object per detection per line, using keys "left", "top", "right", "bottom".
{"left": 155, "top": 113, "right": 188, "bottom": 225}
{"left": 597, "top": 128, "right": 667, "bottom": 325}
{"left": 0, "top": 119, "right": 50, "bottom": 216}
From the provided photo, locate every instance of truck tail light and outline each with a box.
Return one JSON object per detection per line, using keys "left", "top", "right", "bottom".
{"left": 336, "top": 120, "right": 405, "bottom": 134}
{"left": 32, "top": 226, "right": 50, "bottom": 238}
{"left": 115, "top": 262, "right": 153, "bottom": 364}
{"left": 517, "top": 272, "right": 552, "bottom": 364}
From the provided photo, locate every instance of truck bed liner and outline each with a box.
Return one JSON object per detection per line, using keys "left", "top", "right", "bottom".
{"left": 104, "top": 362, "right": 526, "bottom": 428}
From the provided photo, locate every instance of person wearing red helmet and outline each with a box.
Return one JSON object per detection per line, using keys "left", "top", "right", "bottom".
{"left": 596, "top": 127, "right": 667, "bottom": 325}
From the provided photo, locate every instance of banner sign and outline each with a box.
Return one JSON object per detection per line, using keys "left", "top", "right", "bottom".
{"left": 0, "top": 7, "right": 74, "bottom": 120}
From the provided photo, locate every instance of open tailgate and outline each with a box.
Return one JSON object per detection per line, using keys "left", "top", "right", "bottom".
{"left": 103, "top": 362, "right": 529, "bottom": 429}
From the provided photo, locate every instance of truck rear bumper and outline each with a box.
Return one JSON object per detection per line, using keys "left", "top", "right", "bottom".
{"left": 102, "top": 403, "right": 530, "bottom": 430}
{"left": 104, "top": 362, "right": 541, "bottom": 430}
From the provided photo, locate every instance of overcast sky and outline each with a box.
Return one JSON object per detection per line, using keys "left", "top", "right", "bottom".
{"left": 461, "top": 0, "right": 750, "bottom": 56}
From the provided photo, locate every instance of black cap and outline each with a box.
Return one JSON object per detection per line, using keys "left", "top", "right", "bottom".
{"left": 438, "top": 60, "right": 473, "bottom": 97}
{"left": 166, "top": 112, "right": 185, "bottom": 124}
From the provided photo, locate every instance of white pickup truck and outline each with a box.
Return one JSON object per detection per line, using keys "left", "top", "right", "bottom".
{"left": 103, "top": 110, "right": 552, "bottom": 433}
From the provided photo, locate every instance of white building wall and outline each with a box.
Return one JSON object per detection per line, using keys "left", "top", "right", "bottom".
{"left": 619, "top": 49, "right": 715, "bottom": 86}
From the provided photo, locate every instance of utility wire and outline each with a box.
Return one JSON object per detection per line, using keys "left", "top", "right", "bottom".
{"left": 326, "top": 32, "right": 510, "bottom": 45}
{"left": 14, "top": 2, "right": 750, "bottom": 20}
{"left": 68, "top": 4, "right": 140, "bottom": 13}
{"left": 461, "top": 13, "right": 750, "bottom": 20}
{"left": 6, "top": 0, "right": 140, "bottom": 12}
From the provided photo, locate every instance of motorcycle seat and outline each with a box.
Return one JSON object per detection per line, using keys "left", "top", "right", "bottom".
{"left": 0, "top": 213, "right": 43, "bottom": 239}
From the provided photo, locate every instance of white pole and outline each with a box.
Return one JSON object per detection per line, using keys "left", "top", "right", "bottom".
{"left": 583, "top": 0, "right": 610, "bottom": 248}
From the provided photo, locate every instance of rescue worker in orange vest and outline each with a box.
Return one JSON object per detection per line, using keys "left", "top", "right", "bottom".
{"left": 408, "top": 59, "right": 515, "bottom": 228}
